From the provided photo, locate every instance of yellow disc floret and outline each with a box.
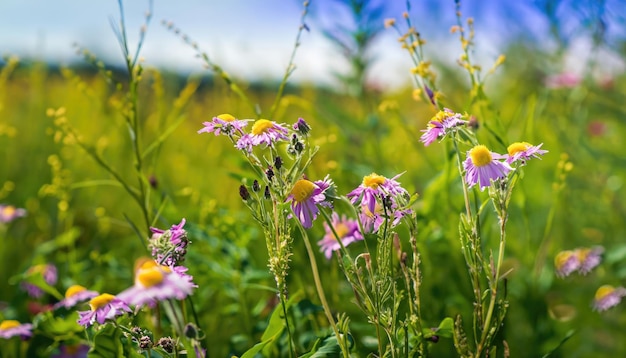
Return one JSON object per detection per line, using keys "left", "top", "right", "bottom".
{"left": 507, "top": 142, "right": 530, "bottom": 156}
{"left": 469, "top": 145, "right": 493, "bottom": 167}
{"left": 65, "top": 285, "right": 87, "bottom": 298}
{"left": 89, "top": 293, "right": 115, "bottom": 311}
{"left": 251, "top": 119, "right": 274, "bottom": 135}
{"left": 334, "top": 223, "right": 349, "bottom": 240}
{"left": 137, "top": 267, "right": 165, "bottom": 288}
{"left": 1, "top": 206, "right": 16, "bottom": 217}
{"left": 554, "top": 251, "right": 574, "bottom": 268}
{"left": 217, "top": 113, "right": 236, "bottom": 122}
{"left": 595, "top": 285, "right": 616, "bottom": 300}
{"left": 363, "top": 173, "right": 386, "bottom": 189}
{"left": 431, "top": 110, "right": 451, "bottom": 123}
{"left": 0, "top": 320, "right": 20, "bottom": 330}
{"left": 291, "top": 180, "right": 316, "bottom": 203}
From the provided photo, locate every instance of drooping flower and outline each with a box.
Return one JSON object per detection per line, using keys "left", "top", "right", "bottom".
{"left": 0, "top": 204, "right": 26, "bottom": 223}
{"left": 592, "top": 285, "right": 626, "bottom": 312}
{"left": 318, "top": 213, "right": 363, "bottom": 259}
{"left": 0, "top": 320, "right": 33, "bottom": 339}
{"left": 149, "top": 219, "right": 189, "bottom": 266}
{"left": 53, "top": 285, "right": 99, "bottom": 310}
{"left": 463, "top": 145, "right": 513, "bottom": 191}
{"left": 359, "top": 201, "right": 411, "bottom": 234}
{"left": 236, "top": 119, "right": 289, "bottom": 153}
{"left": 554, "top": 250, "right": 580, "bottom": 278}
{"left": 505, "top": 142, "right": 548, "bottom": 165}
{"left": 197, "top": 113, "right": 249, "bottom": 137}
{"left": 420, "top": 108, "right": 467, "bottom": 146}
{"left": 116, "top": 259, "right": 196, "bottom": 308}
{"left": 286, "top": 177, "right": 333, "bottom": 229}
{"left": 77, "top": 293, "right": 131, "bottom": 327}
{"left": 347, "top": 173, "right": 408, "bottom": 215}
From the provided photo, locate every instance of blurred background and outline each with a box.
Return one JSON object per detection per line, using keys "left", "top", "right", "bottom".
{"left": 1, "top": 0, "right": 626, "bottom": 356}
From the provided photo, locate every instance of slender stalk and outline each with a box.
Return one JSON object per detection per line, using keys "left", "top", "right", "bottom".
{"left": 294, "top": 220, "right": 351, "bottom": 358}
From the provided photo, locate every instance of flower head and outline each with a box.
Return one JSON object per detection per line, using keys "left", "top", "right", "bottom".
{"left": 347, "top": 173, "right": 408, "bottom": 215}
{"left": 318, "top": 213, "right": 363, "bottom": 259}
{"left": 52, "top": 344, "right": 90, "bottom": 358}
{"left": 0, "top": 320, "right": 33, "bottom": 339}
{"left": 554, "top": 246, "right": 604, "bottom": 277}
{"left": 505, "top": 142, "right": 548, "bottom": 165}
{"left": 236, "top": 119, "right": 288, "bottom": 153}
{"left": 593, "top": 285, "right": 626, "bottom": 312}
{"left": 293, "top": 117, "right": 311, "bottom": 135}
{"left": 554, "top": 250, "right": 580, "bottom": 278}
{"left": 420, "top": 108, "right": 467, "bottom": 146}
{"left": 21, "top": 264, "right": 58, "bottom": 298}
{"left": 77, "top": 293, "right": 130, "bottom": 327}
{"left": 53, "top": 285, "right": 99, "bottom": 310}
{"left": 463, "top": 145, "right": 513, "bottom": 191}
{"left": 116, "top": 259, "right": 196, "bottom": 308}
{"left": 286, "top": 176, "right": 334, "bottom": 229}
{"left": 0, "top": 204, "right": 26, "bottom": 223}
{"left": 149, "top": 219, "right": 189, "bottom": 266}
{"left": 198, "top": 113, "right": 249, "bottom": 136}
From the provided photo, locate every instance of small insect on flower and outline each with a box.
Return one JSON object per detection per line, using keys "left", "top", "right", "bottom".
{"left": 0, "top": 320, "right": 33, "bottom": 339}
{"left": 593, "top": 285, "right": 626, "bottom": 312}
{"left": 463, "top": 145, "right": 513, "bottom": 191}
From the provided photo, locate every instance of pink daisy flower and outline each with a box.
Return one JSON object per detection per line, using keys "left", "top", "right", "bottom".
{"left": 77, "top": 293, "right": 131, "bottom": 327}
{"left": 505, "top": 142, "right": 548, "bottom": 165}
{"left": 197, "top": 113, "right": 249, "bottom": 136}
{"left": 236, "top": 119, "right": 289, "bottom": 153}
{"left": 53, "top": 285, "right": 99, "bottom": 310}
{"left": 593, "top": 285, "right": 626, "bottom": 312}
{"left": 347, "top": 173, "right": 408, "bottom": 215}
{"left": 554, "top": 250, "right": 580, "bottom": 278}
{"left": 0, "top": 204, "right": 26, "bottom": 223}
{"left": 286, "top": 176, "right": 334, "bottom": 229}
{"left": 318, "top": 213, "right": 363, "bottom": 259}
{"left": 420, "top": 108, "right": 467, "bottom": 146}
{"left": 463, "top": 145, "right": 513, "bottom": 191}
{"left": 150, "top": 218, "right": 189, "bottom": 266}
{"left": 116, "top": 260, "right": 196, "bottom": 308}
{"left": 577, "top": 246, "right": 604, "bottom": 274}
{"left": 0, "top": 320, "right": 33, "bottom": 339}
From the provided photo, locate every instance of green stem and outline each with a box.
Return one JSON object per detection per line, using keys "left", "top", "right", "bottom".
{"left": 294, "top": 220, "right": 351, "bottom": 358}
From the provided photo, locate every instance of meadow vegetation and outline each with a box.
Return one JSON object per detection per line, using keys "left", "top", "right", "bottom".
{"left": 0, "top": 0, "right": 625, "bottom": 357}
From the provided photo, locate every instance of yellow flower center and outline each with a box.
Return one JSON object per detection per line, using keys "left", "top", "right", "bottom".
{"left": 363, "top": 173, "right": 386, "bottom": 189}
{"left": 291, "top": 180, "right": 316, "bottom": 203}
{"left": 65, "top": 285, "right": 87, "bottom": 298}
{"left": 595, "top": 285, "right": 616, "bottom": 300}
{"left": 469, "top": 145, "right": 493, "bottom": 167}
{"left": 576, "top": 248, "right": 590, "bottom": 262}
{"left": 251, "top": 119, "right": 274, "bottom": 135}
{"left": 554, "top": 251, "right": 574, "bottom": 268}
{"left": 431, "top": 110, "right": 450, "bottom": 123}
{"left": 1, "top": 206, "right": 16, "bottom": 217}
{"left": 507, "top": 142, "right": 530, "bottom": 156}
{"left": 0, "top": 320, "right": 20, "bottom": 330}
{"left": 334, "top": 223, "right": 349, "bottom": 239}
{"left": 89, "top": 293, "right": 115, "bottom": 311}
{"left": 217, "top": 113, "right": 235, "bottom": 122}
{"left": 137, "top": 267, "right": 165, "bottom": 288}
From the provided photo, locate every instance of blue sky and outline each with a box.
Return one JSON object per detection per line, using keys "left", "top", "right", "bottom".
{"left": 1, "top": 0, "right": 623, "bottom": 88}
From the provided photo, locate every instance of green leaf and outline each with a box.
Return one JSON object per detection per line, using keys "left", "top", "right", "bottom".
{"left": 299, "top": 335, "right": 342, "bottom": 358}
{"left": 541, "top": 330, "right": 575, "bottom": 358}
{"left": 88, "top": 324, "right": 124, "bottom": 358}
{"left": 436, "top": 317, "right": 454, "bottom": 338}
